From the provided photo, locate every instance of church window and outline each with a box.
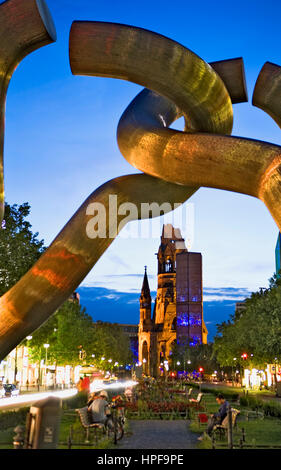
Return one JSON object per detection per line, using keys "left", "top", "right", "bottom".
{"left": 189, "top": 335, "right": 201, "bottom": 347}
{"left": 177, "top": 313, "right": 189, "bottom": 326}
{"left": 189, "top": 315, "right": 202, "bottom": 326}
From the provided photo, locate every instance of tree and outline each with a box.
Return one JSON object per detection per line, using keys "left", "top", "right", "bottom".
{"left": 213, "top": 274, "right": 281, "bottom": 372}
{"left": 0, "top": 202, "right": 45, "bottom": 295}
{"left": 25, "top": 300, "right": 96, "bottom": 367}
{"left": 170, "top": 341, "right": 219, "bottom": 375}
{"left": 92, "top": 321, "right": 133, "bottom": 370}
{"left": 24, "top": 306, "right": 133, "bottom": 372}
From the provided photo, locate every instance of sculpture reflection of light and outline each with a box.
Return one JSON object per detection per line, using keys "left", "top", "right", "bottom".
{"left": 90, "top": 380, "right": 138, "bottom": 394}
{"left": 0, "top": 388, "right": 77, "bottom": 409}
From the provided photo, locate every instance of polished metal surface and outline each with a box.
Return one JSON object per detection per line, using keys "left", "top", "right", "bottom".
{"left": 0, "top": 0, "right": 56, "bottom": 223}
{"left": 1, "top": 16, "right": 281, "bottom": 359}
{"left": 69, "top": 21, "right": 233, "bottom": 135}
{"left": 0, "top": 175, "right": 196, "bottom": 359}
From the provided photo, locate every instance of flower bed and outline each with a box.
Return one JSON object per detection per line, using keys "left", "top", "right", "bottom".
{"left": 124, "top": 399, "right": 203, "bottom": 419}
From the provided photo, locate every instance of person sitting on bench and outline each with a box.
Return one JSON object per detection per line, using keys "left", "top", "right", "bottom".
{"left": 88, "top": 390, "right": 114, "bottom": 430}
{"left": 198, "top": 393, "right": 229, "bottom": 440}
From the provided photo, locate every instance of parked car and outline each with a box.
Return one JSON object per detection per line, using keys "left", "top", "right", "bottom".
{"left": 1, "top": 384, "right": 20, "bottom": 398}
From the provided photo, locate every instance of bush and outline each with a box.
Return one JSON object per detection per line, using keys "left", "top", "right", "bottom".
{"left": 240, "top": 393, "right": 281, "bottom": 418}
{"left": 0, "top": 407, "right": 29, "bottom": 431}
{"left": 62, "top": 391, "right": 88, "bottom": 410}
{"left": 188, "top": 382, "right": 239, "bottom": 401}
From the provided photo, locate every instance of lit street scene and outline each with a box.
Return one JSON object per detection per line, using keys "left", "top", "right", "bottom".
{"left": 1, "top": 0, "right": 281, "bottom": 457}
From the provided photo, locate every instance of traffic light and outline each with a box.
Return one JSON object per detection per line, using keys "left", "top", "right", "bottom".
{"left": 199, "top": 367, "right": 204, "bottom": 373}
{"left": 241, "top": 353, "right": 248, "bottom": 360}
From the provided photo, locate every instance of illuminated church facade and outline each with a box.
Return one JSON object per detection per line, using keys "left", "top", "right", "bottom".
{"left": 138, "top": 224, "right": 207, "bottom": 377}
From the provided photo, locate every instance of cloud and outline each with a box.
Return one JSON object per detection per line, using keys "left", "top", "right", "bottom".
{"left": 81, "top": 273, "right": 157, "bottom": 293}
{"left": 203, "top": 286, "right": 251, "bottom": 302}
{"left": 107, "top": 254, "right": 131, "bottom": 270}
{"left": 77, "top": 284, "right": 250, "bottom": 341}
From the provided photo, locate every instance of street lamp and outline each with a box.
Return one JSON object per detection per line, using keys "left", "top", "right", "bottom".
{"left": 43, "top": 344, "right": 50, "bottom": 389}
{"left": 43, "top": 344, "right": 50, "bottom": 365}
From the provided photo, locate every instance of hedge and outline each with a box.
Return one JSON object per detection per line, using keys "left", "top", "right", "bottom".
{"left": 188, "top": 382, "right": 240, "bottom": 401}
{"left": 240, "top": 393, "right": 281, "bottom": 418}
{"left": 0, "top": 407, "right": 29, "bottom": 431}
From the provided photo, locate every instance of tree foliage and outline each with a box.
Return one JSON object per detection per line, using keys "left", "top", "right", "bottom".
{"left": 0, "top": 202, "right": 45, "bottom": 295}
{"left": 213, "top": 273, "right": 281, "bottom": 369}
{"left": 24, "top": 302, "right": 133, "bottom": 370}
{"left": 171, "top": 341, "right": 219, "bottom": 374}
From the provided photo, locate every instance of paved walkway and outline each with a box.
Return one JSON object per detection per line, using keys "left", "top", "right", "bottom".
{"left": 117, "top": 420, "right": 198, "bottom": 449}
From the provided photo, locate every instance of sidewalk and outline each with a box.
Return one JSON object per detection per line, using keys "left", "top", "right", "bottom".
{"left": 117, "top": 420, "right": 198, "bottom": 449}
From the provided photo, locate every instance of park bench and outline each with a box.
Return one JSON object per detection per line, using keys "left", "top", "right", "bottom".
{"left": 76, "top": 407, "right": 105, "bottom": 443}
{"left": 213, "top": 408, "right": 240, "bottom": 439}
{"left": 189, "top": 392, "right": 203, "bottom": 404}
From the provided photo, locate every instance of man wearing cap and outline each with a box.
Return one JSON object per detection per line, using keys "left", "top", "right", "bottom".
{"left": 88, "top": 390, "right": 113, "bottom": 429}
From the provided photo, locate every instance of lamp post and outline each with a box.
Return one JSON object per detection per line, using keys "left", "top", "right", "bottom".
{"left": 13, "top": 346, "right": 18, "bottom": 385}
{"left": 26, "top": 336, "right": 32, "bottom": 389}
{"left": 142, "top": 358, "right": 147, "bottom": 375}
{"left": 43, "top": 344, "right": 49, "bottom": 388}
{"left": 44, "top": 344, "right": 50, "bottom": 365}
{"left": 232, "top": 358, "right": 237, "bottom": 386}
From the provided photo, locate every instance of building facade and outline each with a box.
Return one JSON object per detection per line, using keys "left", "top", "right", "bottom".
{"left": 138, "top": 224, "right": 207, "bottom": 377}
{"left": 119, "top": 324, "right": 139, "bottom": 363}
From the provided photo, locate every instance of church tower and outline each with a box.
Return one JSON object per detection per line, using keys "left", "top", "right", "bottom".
{"left": 138, "top": 224, "right": 208, "bottom": 378}
{"left": 139, "top": 266, "right": 151, "bottom": 326}
{"left": 138, "top": 267, "right": 153, "bottom": 375}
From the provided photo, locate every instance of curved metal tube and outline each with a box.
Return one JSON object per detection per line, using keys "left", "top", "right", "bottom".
{"left": 253, "top": 62, "right": 281, "bottom": 128}
{"left": 0, "top": 174, "right": 196, "bottom": 359}
{"left": 117, "top": 88, "right": 281, "bottom": 198}
{"left": 0, "top": 0, "right": 56, "bottom": 222}
{"left": 70, "top": 23, "right": 281, "bottom": 227}
{"left": 252, "top": 61, "right": 281, "bottom": 234}
{"left": 0, "top": 20, "right": 235, "bottom": 358}
{"left": 69, "top": 21, "right": 233, "bottom": 135}
{"left": 1, "top": 20, "right": 281, "bottom": 361}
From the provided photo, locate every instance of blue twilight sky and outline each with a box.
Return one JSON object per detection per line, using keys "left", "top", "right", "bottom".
{"left": 3, "top": 0, "right": 281, "bottom": 335}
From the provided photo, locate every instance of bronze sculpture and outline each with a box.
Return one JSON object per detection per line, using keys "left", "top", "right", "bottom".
{"left": 0, "top": 0, "right": 281, "bottom": 360}
{"left": 0, "top": 0, "right": 57, "bottom": 225}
